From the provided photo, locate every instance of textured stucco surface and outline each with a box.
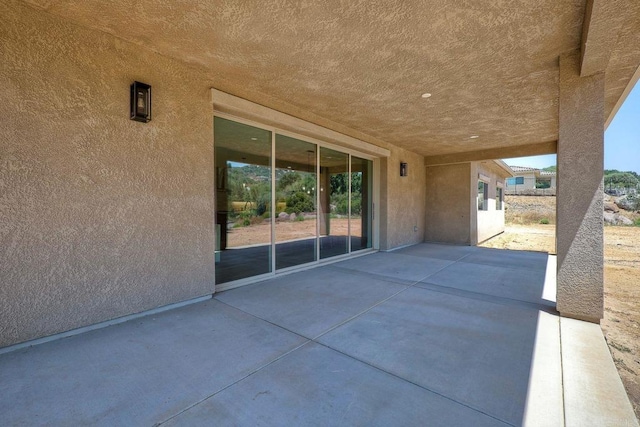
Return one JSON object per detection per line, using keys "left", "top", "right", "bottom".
{"left": 18, "top": 0, "right": 640, "bottom": 157}
{"left": 556, "top": 52, "right": 604, "bottom": 323}
{"left": 0, "top": 2, "right": 215, "bottom": 347}
{"left": 425, "top": 161, "right": 507, "bottom": 246}
{"left": 11, "top": 0, "right": 600, "bottom": 157}
{"left": 580, "top": 0, "right": 630, "bottom": 77}
{"left": 601, "top": 0, "right": 640, "bottom": 121}
{"left": 2, "top": 0, "right": 632, "bottom": 342}
{"left": 425, "top": 164, "right": 471, "bottom": 245}
{"left": 380, "top": 148, "right": 426, "bottom": 250}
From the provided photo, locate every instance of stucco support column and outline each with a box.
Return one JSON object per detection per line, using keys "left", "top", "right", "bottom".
{"left": 557, "top": 52, "right": 604, "bottom": 323}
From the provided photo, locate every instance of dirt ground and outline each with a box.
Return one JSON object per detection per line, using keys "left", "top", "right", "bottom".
{"left": 601, "top": 226, "right": 640, "bottom": 419}
{"left": 480, "top": 224, "right": 556, "bottom": 254}
{"left": 227, "top": 217, "right": 357, "bottom": 248}
{"left": 504, "top": 194, "right": 557, "bottom": 225}
{"left": 481, "top": 196, "right": 640, "bottom": 419}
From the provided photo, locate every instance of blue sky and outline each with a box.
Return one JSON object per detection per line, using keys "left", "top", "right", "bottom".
{"left": 505, "top": 79, "right": 639, "bottom": 173}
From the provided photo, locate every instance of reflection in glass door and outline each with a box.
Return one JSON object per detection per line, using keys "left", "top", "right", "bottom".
{"left": 275, "top": 135, "right": 317, "bottom": 269}
{"left": 319, "top": 147, "right": 349, "bottom": 259}
{"left": 214, "top": 117, "right": 272, "bottom": 283}
{"left": 351, "top": 156, "right": 373, "bottom": 251}
{"left": 214, "top": 116, "right": 376, "bottom": 286}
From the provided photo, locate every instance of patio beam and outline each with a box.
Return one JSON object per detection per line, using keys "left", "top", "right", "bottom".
{"left": 556, "top": 51, "right": 604, "bottom": 323}
{"left": 580, "top": 0, "right": 629, "bottom": 77}
{"left": 423, "top": 141, "right": 556, "bottom": 166}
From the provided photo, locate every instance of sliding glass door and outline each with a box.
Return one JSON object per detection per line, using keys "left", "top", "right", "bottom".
{"left": 275, "top": 135, "right": 317, "bottom": 269}
{"left": 350, "top": 156, "right": 373, "bottom": 251}
{"left": 319, "top": 147, "right": 349, "bottom": 259}
{"left": 214, "top": 116, "right": 375, "bottom": 286}
{"left": 214, "top": 117, "right": 272, "bottom": 284}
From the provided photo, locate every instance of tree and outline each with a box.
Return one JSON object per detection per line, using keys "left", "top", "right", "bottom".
{"left": 277, "top": 171, "right": 301, "bottom": 191}
{"left": 604, "top": 172, "right": 639, "bottom": 192}
{"left": 330, "top": 173, "right": 348, "bottom": 194}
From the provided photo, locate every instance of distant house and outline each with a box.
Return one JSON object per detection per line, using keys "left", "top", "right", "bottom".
{"left": 506, "top": 166, "right": 556, "bottom": 194}
{"left": 425, "top": 160, "right": 513, "bottom": 245}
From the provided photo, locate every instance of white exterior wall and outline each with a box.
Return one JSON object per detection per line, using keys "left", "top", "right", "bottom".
{"left": 505, "top": 171, "right": 537, "bottom": 191}
{"left": 472, "top": 162, "right": 507, "bottom": 244}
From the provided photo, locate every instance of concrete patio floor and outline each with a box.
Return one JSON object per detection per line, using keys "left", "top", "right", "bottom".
{"left": 1, "top": 244, "right": 637, "bottom": 426}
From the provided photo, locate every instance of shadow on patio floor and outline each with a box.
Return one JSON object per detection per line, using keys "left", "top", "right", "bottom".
{"left": 0, "top": 244, "right": 636, "bottom": 426}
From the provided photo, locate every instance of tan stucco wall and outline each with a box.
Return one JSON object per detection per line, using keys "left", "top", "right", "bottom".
{"left": 0, "top": 2, "right": 215, "bottom": 347}
{"left": 425, "top": 163, "right": 471, "bottom": 245}
{"left": 380, "top": 148, "right": 426, "bottom": 250}
{"left": 473, "top": 162, "right": 506, "bottom": 244}
{"left": 557, "top": 52, "right": 604, "bottom": 323}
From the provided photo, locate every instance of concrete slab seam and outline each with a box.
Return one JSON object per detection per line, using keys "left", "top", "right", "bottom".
{"left": 155, "top": 338, "right": 313, "bottom": 426}
{"left": 460, "top": 257, "right": 548, "bottom": 272}
{"left": 324, "top": 264, "right": 417, "bottom": 287}
{"left": 207, "top": 292, "right": 516, "bottom": 425}
{"left": 414, "top": 281, "right": 559, "bottom": 315}
{"left": 559, "top": 317, "right": 568, "bottom": 427}
{"left": 309, "top": 285, "right": 412, "bottom": 341}
{"left": 313, "top": 341, "right": 515, "bottom": 427}
{"left": 453, "top": 251, "right": 475, "bottom": 263}
{"left": 383, "top": 250, "right": 473, "bottom": 263}
{"left": 212, "top": 297, "right": 314, "bottom": 340}
{"left": 406, "top": 258, "right": 462, "bottom": 287}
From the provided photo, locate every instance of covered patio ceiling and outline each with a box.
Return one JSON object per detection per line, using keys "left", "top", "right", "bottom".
{"left": 22, "top": 0, "right": 640, "bottom": 158}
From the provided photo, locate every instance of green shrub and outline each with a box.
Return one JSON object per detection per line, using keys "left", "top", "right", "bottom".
{"left": 332, "top": 192, "right": 349, "bottom": 215}
{"left": 295, "top": 214, "right": 305, "bottom": 222}
{"left": 634, "top": 217, "right": 640, "bottom": 227}
{"left": 539, "top": 218, "right": 550, "bottom": 225}
{"left": 285, "top": 192, "right": 314, "bottom": 214}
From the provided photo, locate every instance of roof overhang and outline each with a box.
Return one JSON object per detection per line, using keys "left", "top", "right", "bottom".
{"left": 12, "top": 0, "right": 640, "bottom": 158}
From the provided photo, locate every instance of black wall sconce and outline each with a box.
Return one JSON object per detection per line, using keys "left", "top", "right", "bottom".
{"left": 400, "top": 162, "right": 408, "bottom": 177}
{"left": 130, "top": 81, "right": 151, "bottom": 122}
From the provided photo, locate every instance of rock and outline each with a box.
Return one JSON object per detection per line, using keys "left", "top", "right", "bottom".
{"left": 618, "top": 216, "right": 633, "bottom": 225}
{"left": 604, "top": 212, "right": 616, "bottom": 224}
{"left": 289, "top": 212, "right": 296, "bottom": 221}
{"left": 615, "top": 196, "right": 635, "bottom": 211}
{"left": 604, "top": 212, "right": 633, "bottom": 225}
{"left": 277, "top": 212, "right": 288, "bottom": 220}
{"left": 604, "top": 202, "right": 619, "bottom": 213}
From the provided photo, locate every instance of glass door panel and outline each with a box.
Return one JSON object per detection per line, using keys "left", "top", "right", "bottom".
{"left": 214, "top": 116, "right": 272, "bottom": 284}
{"left": 275, "top": 135, "right": 317, "bottom": 269}
{"left": 351, "top": 156, "right": 373, "bottom": 251}
{"left": 319, "top": 147, "right": 349, "bottom": 259}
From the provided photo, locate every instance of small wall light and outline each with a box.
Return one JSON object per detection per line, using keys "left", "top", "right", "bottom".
{"left": 400, "top": 162, "right": 408, "bottom": 177}
{"left": 130, "top": 81, "right": 151, "bottom": 122}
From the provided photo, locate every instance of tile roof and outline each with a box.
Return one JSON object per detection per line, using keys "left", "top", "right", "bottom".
{"left": 509, "top": 166, "right": 539, "bottom": 172}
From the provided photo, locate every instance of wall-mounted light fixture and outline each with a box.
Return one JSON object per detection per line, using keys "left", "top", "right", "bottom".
{"left": 130, "top": 81, "right": 151, "bottom": 123}
{"left": 400, "top": 162, "right": 408, "bottom": 177}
